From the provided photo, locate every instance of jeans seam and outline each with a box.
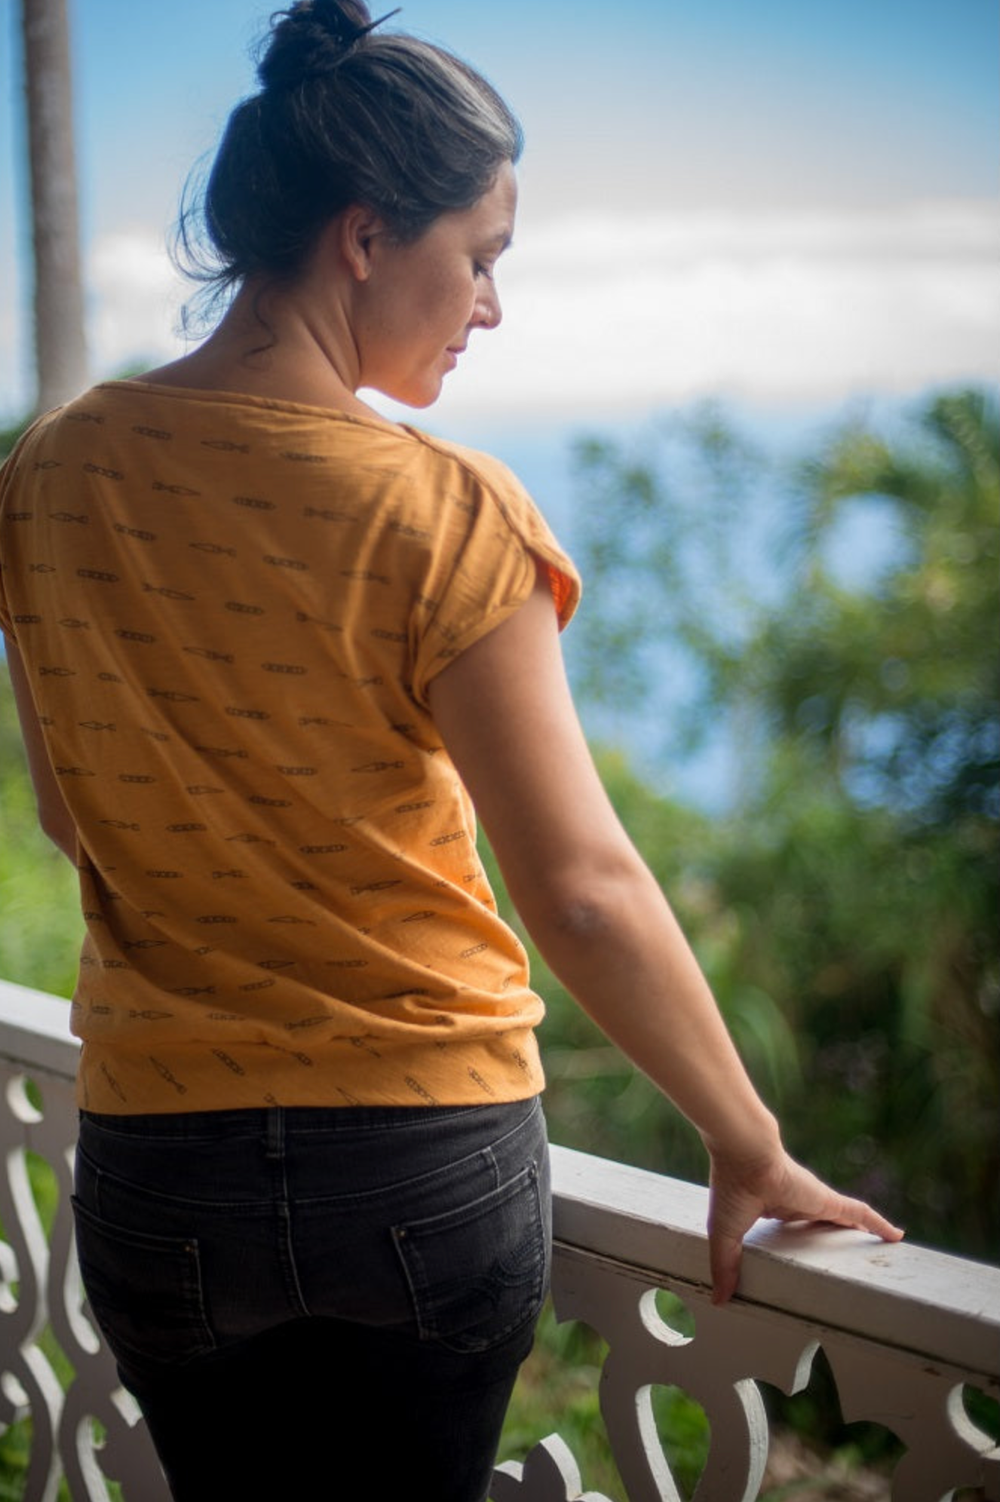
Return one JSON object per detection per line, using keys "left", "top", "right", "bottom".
{"left": 270, "top": 1111, "right": 310, "bottom": 1318}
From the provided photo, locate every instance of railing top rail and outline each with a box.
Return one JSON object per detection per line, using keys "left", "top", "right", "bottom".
{"left": 551, "top": 1143, "right": 1000, "bottom": 1380}
{"left": 3, "top": 976, "right": 997, "bottom": 1386}
{"left": 0, "top": 974, "right": 78, "bottom": 1080}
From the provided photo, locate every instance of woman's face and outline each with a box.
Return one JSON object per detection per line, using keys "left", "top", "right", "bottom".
{"left": 355, "top": 162, "right": 517, "bottom": 408}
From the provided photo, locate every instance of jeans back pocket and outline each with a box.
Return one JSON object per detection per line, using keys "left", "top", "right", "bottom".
{"left": 392, "top": 1159, "right": 549, "bottom": 1355}
{"left": 71, "top": 1196, "right": 215, "bottom": 1375}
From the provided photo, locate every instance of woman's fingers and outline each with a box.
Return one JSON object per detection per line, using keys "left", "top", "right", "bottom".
{"left": 708, "top": 1231, "right": 745, "bottom": 1306}
{"left": 707, "top": 1154, "right": 904, "bottom": 1305}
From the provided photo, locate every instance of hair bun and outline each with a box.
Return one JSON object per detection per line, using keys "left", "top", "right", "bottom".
{"left": 258, "top": 1, "right": 381, "bottom": 91}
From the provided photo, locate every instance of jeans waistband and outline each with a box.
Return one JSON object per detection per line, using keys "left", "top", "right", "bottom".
{"left": 79, "top": 1096, "right": 540, "bottom": 1142}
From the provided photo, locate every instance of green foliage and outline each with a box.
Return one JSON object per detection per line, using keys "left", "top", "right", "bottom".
{"left": 0, "top": 416, "right": 33, "bottom": 466}
{"left": 0, "top": 668, "right": 83, "bottom": 998}
{"left": 498, "top": 1301, "right": 710, "bottom": 1498}
{"left": 498, "top": 1305, "right": 623, "bottom": 1494}
{"left": 763, "top": 389, "right": 997, "bottom": 825}
{"left": 495, "top": 388, "right": 999, "bottom": 1489}
{"left": 567, "top": 404, "right": 770, "bottom": 766}
{"left": 561, "top": 386, "right": 999, "bottom": 1259}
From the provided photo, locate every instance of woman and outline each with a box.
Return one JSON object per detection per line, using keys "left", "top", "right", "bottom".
{"left": 0, "top": 3, "right": 901, "bottom": 1498}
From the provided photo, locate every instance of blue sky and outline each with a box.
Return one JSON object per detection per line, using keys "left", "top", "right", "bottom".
{"left": 1, "top": 0, "right": 997, "bottom": 430}
{"left": 1, "top": 0, "right": 997, "bottom": 804}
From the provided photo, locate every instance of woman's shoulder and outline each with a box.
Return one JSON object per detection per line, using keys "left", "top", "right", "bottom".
{"left": 402, "top": 425, "right": 581, "bottom": 627}
{"left": 400, "top": 425, "right": 537, "bottom": 511}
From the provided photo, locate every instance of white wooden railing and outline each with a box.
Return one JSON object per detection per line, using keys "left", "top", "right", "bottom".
{"left": 0, "top": 975, "right": 997, "bottom": 1502}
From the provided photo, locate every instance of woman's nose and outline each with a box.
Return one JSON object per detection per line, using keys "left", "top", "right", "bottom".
{"left": 476, "top": 281, "right": 502, "bottom": 331}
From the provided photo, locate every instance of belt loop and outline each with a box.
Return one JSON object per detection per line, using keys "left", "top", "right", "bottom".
{"left": 265, "top": 1106, "right": 284, "bottom": 1160}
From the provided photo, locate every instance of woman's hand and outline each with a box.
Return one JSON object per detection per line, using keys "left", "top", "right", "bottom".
{"left": 706, "top": 1146, "right": 905, "bottom": 1305}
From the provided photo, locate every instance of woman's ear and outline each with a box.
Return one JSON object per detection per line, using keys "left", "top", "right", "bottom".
{"left": 337, "top": 204, "right": 388, "bottom": 282}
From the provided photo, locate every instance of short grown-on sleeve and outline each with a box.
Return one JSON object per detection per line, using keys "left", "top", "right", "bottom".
{"left": 407, "top": 439, "right": 580, "bottom": 708}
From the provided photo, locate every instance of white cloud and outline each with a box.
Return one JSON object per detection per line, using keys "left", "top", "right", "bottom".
{"left": 87, "top": 229, "right": 189, "bottom": 379}
{"left": 419, "top": 199, "right": 1000, "bottom": 422}
{"left": 4, "top": 202, "right": 995, "bottom": 422}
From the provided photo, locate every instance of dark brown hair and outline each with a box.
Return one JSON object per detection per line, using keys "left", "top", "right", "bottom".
{"left": 177, "top": 0, "right": 522, "bottom": 320}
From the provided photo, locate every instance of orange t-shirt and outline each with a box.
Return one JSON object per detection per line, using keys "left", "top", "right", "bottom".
{"left": 0, "top": 382, "right": 579, "bottom": 1112}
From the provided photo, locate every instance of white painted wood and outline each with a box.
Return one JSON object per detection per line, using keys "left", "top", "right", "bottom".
{"left": 0, "top": 992, "right": 170, "bottom": 1501}
{"left": 1, "top": 982, "right": 997, "bottom": 1501}
{"left": 491, "top": 1433, "right": 611, "bottom": 1500}
{"left": 0, "top": 979, "right": 79, "bottom": 1079}
{"left": 548, "top": 1242, "right": 1000, "bottom": 1501}
{"left": 824, "top": 1338, "right": 999, "bottom": 1502}
{"left": 550, "top": 1144, "right": 1000, "bottom": 1379}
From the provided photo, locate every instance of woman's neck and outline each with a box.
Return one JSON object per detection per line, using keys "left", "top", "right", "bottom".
{"left": 135, "top": 284, "right": 394, "bottom": 425}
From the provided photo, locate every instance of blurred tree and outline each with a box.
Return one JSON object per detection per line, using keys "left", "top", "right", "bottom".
{"left": 556, "top": 388, "right": 998, "bottom": 1257}
{"left": 0, "top": 668, "right": 83, "bottom": 998}
{"left": 1, "top": 416, "right": 33, "bottom": 464}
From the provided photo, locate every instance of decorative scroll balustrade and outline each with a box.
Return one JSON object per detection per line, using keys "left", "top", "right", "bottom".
{"left": 1, "top": 975, "right": 997, "bottom": 1501}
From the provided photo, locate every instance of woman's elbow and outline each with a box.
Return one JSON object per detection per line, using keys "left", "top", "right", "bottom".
{"left": 513, "top": 854, "right": 655, "bottom": 948}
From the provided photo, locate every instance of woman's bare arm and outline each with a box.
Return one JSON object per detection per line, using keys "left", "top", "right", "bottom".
{"left": 428, "top": 574, "right": 903, "bottom": 1302}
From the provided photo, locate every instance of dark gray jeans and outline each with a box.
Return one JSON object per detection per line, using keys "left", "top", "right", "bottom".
{"left": 73, "top": 1096, "right": 550, "bottom": 1501}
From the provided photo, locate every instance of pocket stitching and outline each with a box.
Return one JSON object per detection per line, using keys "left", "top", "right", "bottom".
{"left": 393, "top": 1161, "right": 547, "bottom": 1353}
{"left": 71, "top": 1195, "right": 216, "bottom": 1368}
